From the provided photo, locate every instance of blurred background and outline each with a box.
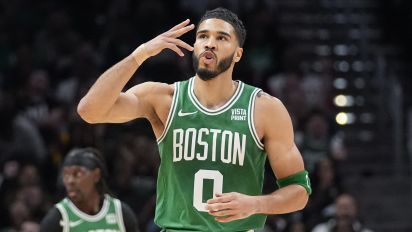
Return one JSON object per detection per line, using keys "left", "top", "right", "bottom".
{"left": 0, "top": 0, "right": 411, "bottom": 231}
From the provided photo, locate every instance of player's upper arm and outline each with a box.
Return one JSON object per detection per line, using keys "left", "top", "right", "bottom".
{"left": 121, "top": 202, "right": 140, "bottom": 232}
{"left": 255, "top": 92, "right": 305, "bottom": 180}
{"left": 40, "top": 207, "right": 63, "bottom": 232}
{"left": 103, "top": 82, "right": 173, "bottom": 123}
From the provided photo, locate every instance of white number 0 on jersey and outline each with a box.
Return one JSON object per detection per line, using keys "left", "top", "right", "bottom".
{"left": 193, "top": 169, "right": 223, "bottom": 212}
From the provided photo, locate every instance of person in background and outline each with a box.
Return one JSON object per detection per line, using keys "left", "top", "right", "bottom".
{"left": 40, "top": 147, "right": 139, "bottom": 232}
{"left": 312, "top": 193, "right": 373, "bottom": 232}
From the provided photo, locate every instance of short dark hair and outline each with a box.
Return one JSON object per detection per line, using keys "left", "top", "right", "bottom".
{"left": 198, "top": 7, "right": 246, "bottom": 47}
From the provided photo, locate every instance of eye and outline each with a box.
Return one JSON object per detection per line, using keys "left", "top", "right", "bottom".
{"left": 197, "top": 34, "right": 207, "bottom": 39}
{"left": 218, "top": 36, "right": 227, "bottom": 41}
{"left": 74, "top": 170, "right": 84, "bottom": 178}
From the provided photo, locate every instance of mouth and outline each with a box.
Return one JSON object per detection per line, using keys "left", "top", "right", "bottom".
{"left": 67, "top": 189, "right": 79, "bottom": 198}
{"left": 200, "top": 51, "right": 216, "bottom": 65}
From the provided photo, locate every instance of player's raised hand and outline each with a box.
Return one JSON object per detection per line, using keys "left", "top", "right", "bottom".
{"left": 140, "top": 19, "right": 195, "bottom": 58}
{"left": 205, "top": 192, "right": 258, "bottom": 223}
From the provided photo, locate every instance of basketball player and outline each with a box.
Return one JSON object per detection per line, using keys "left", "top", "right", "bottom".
{"left": 40, "top": 148, "right": 138, "bottom": 232}
{"left": 77, "top": 7, "right": 311, "bottom": 232}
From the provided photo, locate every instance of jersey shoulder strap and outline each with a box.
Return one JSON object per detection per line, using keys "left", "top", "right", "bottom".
{"left": 55, "top": 199, "right": 70, "bottom": 232}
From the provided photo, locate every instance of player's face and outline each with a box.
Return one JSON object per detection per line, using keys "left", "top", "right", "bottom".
{"left": 193, "top": 18, "right": 243, "bottom": 81}
{"left": 62, "top": 166, "right": 100, "bottom": 205}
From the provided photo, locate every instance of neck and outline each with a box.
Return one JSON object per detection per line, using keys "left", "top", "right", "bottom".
{"left": 194, "top": 70, "right": 237, "bottom": 110}
{"left": 76, "top": 192, "right": 102, "bottom": 215}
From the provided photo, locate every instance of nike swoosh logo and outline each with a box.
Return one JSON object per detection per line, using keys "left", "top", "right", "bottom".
{"left": 178, "top": 109, "right": 197, "bottom": 117}
{"left": 69, "top": 219, "right": 84, "bottom": 227}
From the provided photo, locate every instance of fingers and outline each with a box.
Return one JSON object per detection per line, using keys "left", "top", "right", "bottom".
{"left": 169, "top": 19, "right": 191, "bottom": 31}
{"left": 207, "top": 203, "right": 244, "bottom": 223}
{"left": 207, "top": 193, "right": 235, "bottom": 204}
{"left": 206, "top": 202, "right": 233, "bottom": 212}
{"left": 164, "top": 43, "right": 184, "bottom": 57}
{"left": 165, "top": 38, "right": 193, "bottom": 51}
{"left": 205, "top": 192, "right": 253, "bottom": 223}
{"left": 206, "top": 203, "right": 238, "bottom": 222}
{"left": 144, "top": 19, "right": 194, "bottom": 57}
{"left": 161, "top": 20, "right": 194, "bottom": 56}
{"left": 209, "top": 209, "right": 236, "bottom": 217}
{"left": 206, "top": 193, "right": 237, "bottom": 214}
{"left": 163, "top": 38, "right": 193, "bottom": 56}
{"left": 168, "top": 24, "right": 195, "bottom": 38}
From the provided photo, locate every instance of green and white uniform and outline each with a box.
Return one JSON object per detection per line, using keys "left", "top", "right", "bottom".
{"left": 56, "top": 194, "right": 126, "bottom": 232}
{"left": 155, "top": 77, "right": 267, "bottom": 231}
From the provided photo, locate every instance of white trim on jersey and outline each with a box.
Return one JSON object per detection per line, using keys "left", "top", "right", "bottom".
{"left": 188, "top": 77, "right": 245, "bottom": 115}
{"left": 56, "top": 203, "right": 69, "bottom": 232}
{"left": 67, "top": 195, "right": 109, "bottom": 221}
{"left": 157, "top": 82, "right": 180, "bottom": 144}
{"left": 113, "top": 198, "right": 126, "bottom": 232}
{"left": 248, "top": 88, "right": 264, "bottom": 150}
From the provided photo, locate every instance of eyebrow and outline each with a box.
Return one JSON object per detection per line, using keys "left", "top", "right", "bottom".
{"left": 196, "top": 30, "right": 232, "bottom": 38}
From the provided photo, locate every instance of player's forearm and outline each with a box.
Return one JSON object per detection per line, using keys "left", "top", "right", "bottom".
{"left": 255, "top": 185, "right": 308, "bottom": 214}
{"left": 77, "top": 45, "right": 148, "bottom": 123}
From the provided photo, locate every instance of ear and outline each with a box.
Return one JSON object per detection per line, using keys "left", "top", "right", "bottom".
{"left": 233, "top": 47, "right": 243, "bottom": 63}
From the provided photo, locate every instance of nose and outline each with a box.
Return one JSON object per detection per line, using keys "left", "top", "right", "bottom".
{"left": 204, "top": 38, "right": 216, "bottom": 50}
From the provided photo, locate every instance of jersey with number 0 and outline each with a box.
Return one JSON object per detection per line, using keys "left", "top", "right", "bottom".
{"left": 155, "top": 77, "right": 267, "bottom": 231}
{"left": 55, "top": 194, "right": 126, "bottom": 232}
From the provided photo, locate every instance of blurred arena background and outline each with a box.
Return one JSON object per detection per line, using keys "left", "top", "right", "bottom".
{"left": 0, "top": 0, "right": 411, "bottom": 231}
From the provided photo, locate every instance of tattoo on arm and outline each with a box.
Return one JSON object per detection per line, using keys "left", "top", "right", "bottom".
{"left": 257, "top": 91, "right": 273, "bottom": 98}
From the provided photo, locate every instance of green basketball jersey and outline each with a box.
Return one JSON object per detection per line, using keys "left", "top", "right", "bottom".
{"left": 155, "top": 77, "right": 267, "bottom": 231}
{"left": 56, "top": 194, "right": 126, "bottom": 232}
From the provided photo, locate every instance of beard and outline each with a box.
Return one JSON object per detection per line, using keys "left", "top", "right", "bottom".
{"left": 192, "top": 51, "right": 235, "bottom": 81}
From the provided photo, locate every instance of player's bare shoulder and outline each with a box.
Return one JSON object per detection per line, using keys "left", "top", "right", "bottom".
{"left": 153, "top": 82, "right": 176, "bottom": 113}
{"left": 254, "top": 91, "right": 292, "bottom": 137}
{"left": 145, "top": 82, "right": 175, "bottom": 129}
{"left": 254, "top": 90, "right": 284, "bottom": 115}
{"left": 151, "top": 81, "right": 175, "bottom": 95}
{"left": 148, "top": 82, "right": 175, "bottom": 108}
